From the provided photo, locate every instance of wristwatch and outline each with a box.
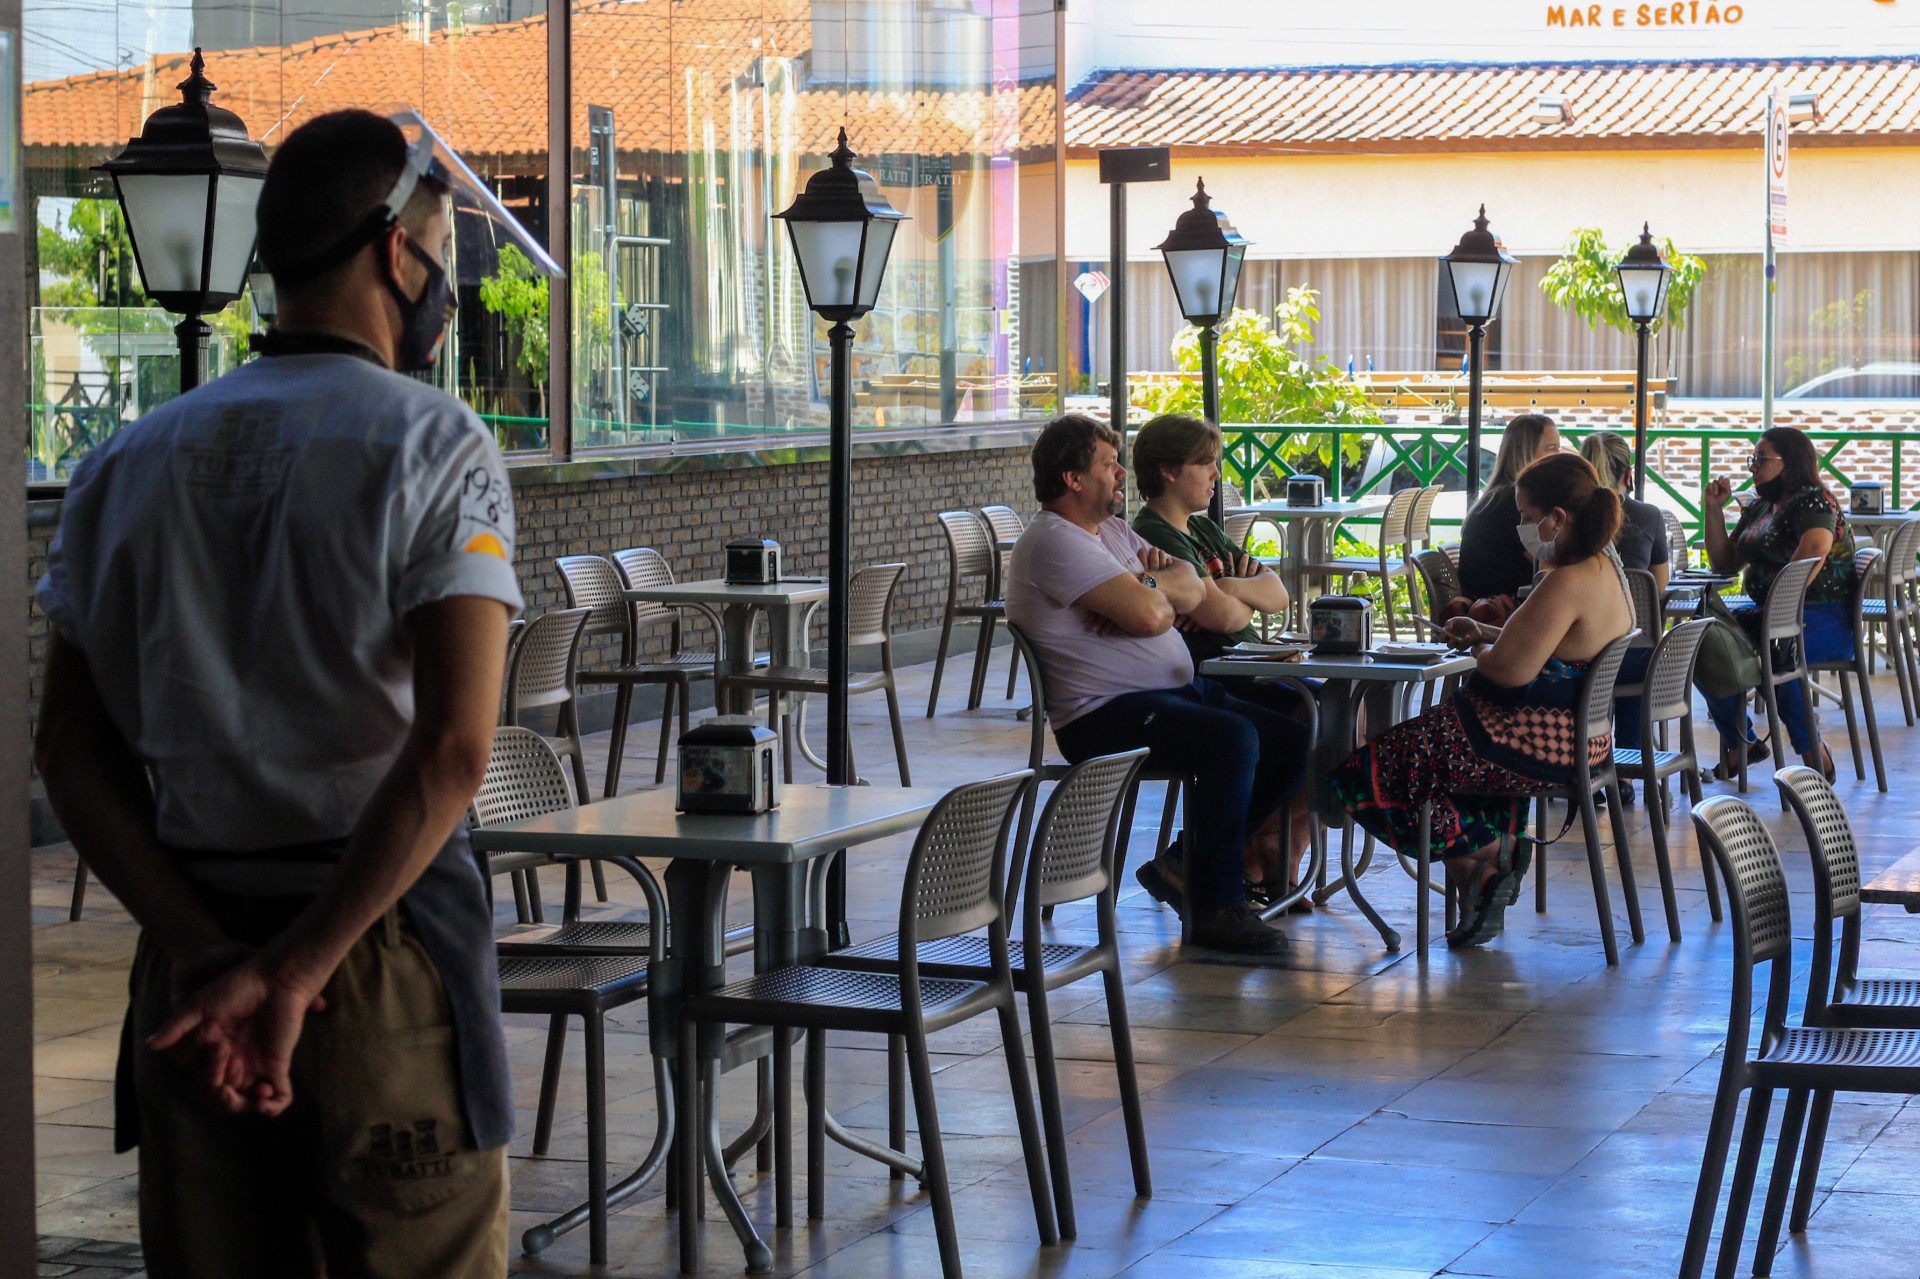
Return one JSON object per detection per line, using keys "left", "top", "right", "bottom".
{"left": 1140, "top": 573, "right": 1158, "bottom": 589}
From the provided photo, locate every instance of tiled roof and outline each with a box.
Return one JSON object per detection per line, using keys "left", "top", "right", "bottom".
{"left": 1063, "top": 58, "right": 1920, "bottom": 154}
{"left": 23, "top": 1, "right": 1056, "bottom": 169}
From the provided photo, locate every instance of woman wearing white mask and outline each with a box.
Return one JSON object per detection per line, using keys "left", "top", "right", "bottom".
{"left": 1332, "top": 453, "right": 1634, "bottom": 948}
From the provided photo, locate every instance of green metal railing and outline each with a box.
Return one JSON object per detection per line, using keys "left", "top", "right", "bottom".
{"left": 1222, "top": 423, "right": 1920, "bottom": 543}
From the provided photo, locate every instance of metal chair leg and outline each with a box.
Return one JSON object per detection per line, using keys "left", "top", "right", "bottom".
{"left": 1789, "top": 1088, "right": 1835, "bottom": 1233}
{"left": 886, "top": 1033, "right": 907, "bottom": 1182}
{"left": 1680, "top": 1079, "right": 1744, "bottom": 1279}
{"left": 926, "top": 609, "right": 958, "bottom": 717}
{"left": 993, "top": 997, "right": 1059, "bottom": 1247}
{"left": 773, "top": 1028, "right": 793, "bottom": 1229}
{"left": 1577, "top": 788, "right": 1621, "bottom": 966}
{"left": 532, "top": 1012, "right": 568, "bottom": 1156}
{"left": 1601, "top": 777, "right": 1646, "bottom": 945}
{"left": 904, "top": 1029, "right": 964, "bottom": 1279}
{"left": 1534, "top": 797, "right": 1549, "bottom": 913}
{"left": 1023, "top": 978, "right": 1076, "bottom": 1239}
{"left": 1713, "top": 1086, "right": 1775, "bottom": 1279}
{"left": 1641, "top": 771, "right": 1683, "bottom": 943}
{"left": 1856, "top": 662, "right": 1889, "bottom": 792}
{"left": 884, "top": 677, "right": 912, "bottom": 786}
{"left": 603, "top": 682, "right": 634, "bottom": 795}
{"left": 810, "top": 1029, "right": 831, "bottom": 1215}
{"left": 584, "top": 1014, "right": 609, "bottom": 1265}
{"left": 1101, "top": 960, "right": 1152, "bottom": 1199}
{"left": 1754, "top": 1087, "right": 1810, "bottom": 1272}
{"left": 967, "top": 615, "right": 997, "bottom": 711}
{"left": 69, "top": 859, "right": 88, "bottom": 921}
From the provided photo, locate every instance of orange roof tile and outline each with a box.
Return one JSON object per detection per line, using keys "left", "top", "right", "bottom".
{"left": 24, "top": 1, "right": 1057, "bottom": 171}
{"left": 1063, "top": 58, "right": 1920, "bottom": 155}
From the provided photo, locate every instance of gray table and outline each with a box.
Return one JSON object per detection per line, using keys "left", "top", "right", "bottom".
{"left": 1861, "top": 844, "right": 1920, "bottom": 913}
{"left": 471, "top": 782, "right": 946, "bottom": 1274}
{"left": 1223, "top": 498, "right": 1393, "bottom": 625}
{"left": 1203, "top": 649, "right": 1477, "bottom": 951}
{"left": 628, "top": 577, "right": 831, "bottom": 767}
{"left": 1849, "top": 512, "right": 1917, "bottom": 548}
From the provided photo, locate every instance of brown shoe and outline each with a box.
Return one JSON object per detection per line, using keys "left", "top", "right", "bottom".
{"left": 1191, "top": 902, "right": 1289, "bottom": 955}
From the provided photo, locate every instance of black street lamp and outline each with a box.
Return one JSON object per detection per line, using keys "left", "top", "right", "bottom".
{"left": 1442, "top": 206, "right": 1518, "bottom": 503}
{"left": 96, "top": 48, "right": 269, "bottom": 394}
{"left": 1615, "top": 223, "right": 1673, "bottom": 501}
{"left": 774, "top": 128, "right": 907, "bottom": 787}
{"left": 1156, "top": 178, "right": 1249, "bottom": 523}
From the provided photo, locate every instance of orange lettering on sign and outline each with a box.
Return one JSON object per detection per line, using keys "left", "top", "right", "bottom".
{"left": 1552, "top": 0, "right": 1740, "bottom": 26}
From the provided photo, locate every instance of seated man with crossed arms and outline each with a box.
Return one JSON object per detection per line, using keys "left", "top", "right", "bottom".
{"left": 1004, "top": 413, "right": 1310, "bottom": 955}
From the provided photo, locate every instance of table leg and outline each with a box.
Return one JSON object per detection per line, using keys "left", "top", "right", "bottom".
{"left": 770, "top": 604, "right": 831, "bottom": 772}
{"left": 1254, "top": 674, "right": 1326, "bottom": 921}
{"left": 722, "top": 604, "right": 756, "bottom": 715}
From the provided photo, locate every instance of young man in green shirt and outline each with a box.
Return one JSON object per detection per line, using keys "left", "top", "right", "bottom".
{"left": 1131, "top": 413, "right": 1313, "bottom": 908}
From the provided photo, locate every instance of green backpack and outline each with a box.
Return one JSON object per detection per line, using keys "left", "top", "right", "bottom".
{"left": 1692, "top": 588, "right": 1763, "bottom": 700}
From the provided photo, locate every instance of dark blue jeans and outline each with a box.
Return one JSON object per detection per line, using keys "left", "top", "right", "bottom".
{"left": 1614, "top": 648, "right": 1653, "bottom": 752}
{"left": 1053, "top": 677, "right": 1311, "bottom": 915}
{"left": 1703, "top": 602, "right": 1853, "bottom": 755}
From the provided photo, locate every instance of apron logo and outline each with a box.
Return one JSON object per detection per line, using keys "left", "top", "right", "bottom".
{"left": 360, "top": 1120, "right": 453, "bottom": 1180}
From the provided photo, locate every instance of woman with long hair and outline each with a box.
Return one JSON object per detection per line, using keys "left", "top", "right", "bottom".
{"left": 1334, "top": 453, "right": 1634, "bottom": 948}
{"left": 1458, "top": 413, "right": 1563, "bottom": 607}
{"left": 1697, "top": 425, "right": 1856, "bottom": 781}
{"left": 1579, "top": 431, "right": 1670, "bottom": 770}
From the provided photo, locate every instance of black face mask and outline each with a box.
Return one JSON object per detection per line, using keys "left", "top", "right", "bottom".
{"left": 387, "top": 235, "right": 455, "bottom": 372}
{"left": 1755, "top": 474, "right": 1790, "bottom": 503}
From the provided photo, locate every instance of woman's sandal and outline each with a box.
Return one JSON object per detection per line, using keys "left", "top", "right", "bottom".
{"left": 1713, "top": 736, "right": 1771, "bottom": 782}
{"left": 1246, "top": 880, "right": 1314, "bottom": 914}
{"left": 1446, "top": 842, "right": 1534, "bottom": 950}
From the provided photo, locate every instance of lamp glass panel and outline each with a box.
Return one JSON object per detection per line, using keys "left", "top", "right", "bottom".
{"left": 1163, "top": 246, "right": 1227, "bottom": 321}
{"left": 1486, "top": 259, "right": 1514, "bottom": 318}
{"left": 115, "top": 172, "right": 214, "bottom": 296}
{"left": 1617, "top": 264, "right": 1669, "bottom": 324}
{"left": 855, "top": 217, "right": 897, "bottom": 310}
{"left": 787, "top": 218, "right": 868, "bottom": 311}
{"left": 1446, "top": 259, "right": 1500, "bottom": 323}
{"left": 1218, "top": 243, "right": 1247, "bottom": 318}
{"left": 207, "top": 174, "right": 265, "bottom": 299}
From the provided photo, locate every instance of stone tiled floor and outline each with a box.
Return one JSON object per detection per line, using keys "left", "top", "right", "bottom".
{"left": 29, "top": 638, "right": 1920, "bottom": 1277}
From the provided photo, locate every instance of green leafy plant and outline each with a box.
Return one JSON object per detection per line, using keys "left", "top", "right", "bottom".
{"left": 1132, "top": 286, "right": 1383, "bottom": 494}
{"left": 478, "top": 245, "right": 613, "bottom": 425}
{"left": 1539, "top": 227, "right": 1705, "bottom": 381}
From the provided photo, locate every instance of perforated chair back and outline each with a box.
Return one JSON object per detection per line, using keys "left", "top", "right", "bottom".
{"left": 1693, "top": 796, "right": 1794, "bottom": 971}
{"left": 899, "top": 772, "right": 1033, "bottom": 952}
{"left": 1624, "top": 569, "right": 1661, "bottom": 649}
{"left": 1576, "top": 630, "right": 1638, "bottom": 745}
{"left": 471, "top": 725, "right": 577, "bottom": 825}
{"left": 1662, "top": 508, "right": 1690, "bottom": 571}
{"left": 1222, "top": 512, "right": 1257, "bottom": 551}
{"left": 1848, "top": 547, "right": 1882, "bottom": 632}
{"left": 1378, "top": 486, "right": 1419, "bottom": 549}
{"left": 1883, "top": 518, "right": 1920, "bottom": 586}
{"left": 848, "top": 563, "right": 907, "bottom": 649}
{"left": 978, "top": 505, "right": 1025, "bottom": 546}
{"left": 1410, "top": 548, "right": 1460, "bottom": 615}
{"left": 556, "top": 555, "right": 630, "bottom": 642}
{"left": 1409, "top": 484, "right": 1442, "bottom": 546}
{"left": 937, "top": 510, "right": 997, "bottom": 593}
{"left": 506, "top": 606, "right": 590, "bottom": 717}
{"left": 1643, "top": 618, "right": 1715, "bottom": 725}
{"left": 1761, "top": 556, "right": 1819, "bottom": 642}
{"left": 610, "top": 546, "right": 681, "bottom": 630}
{"left": 1023, "top": 749, "right": 1150, "bottom": 913}
{"left": 1775, "top": 765, "right": 1862, "bottom": 921}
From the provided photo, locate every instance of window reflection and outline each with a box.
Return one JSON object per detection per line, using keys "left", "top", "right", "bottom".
{"left": 21, "top": 0, "right": 1058, "bottom": 477}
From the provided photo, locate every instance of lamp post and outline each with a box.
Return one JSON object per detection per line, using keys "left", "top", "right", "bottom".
{"left": 96, "top": 48, "right": 269, "bottom": 394}
{"left": 774, "top": 128, "right": 907, "bottom": 787}
{"left": 1615, "top": 223, "right": 1672, "bottom": 501}
{"left": 1156, "top": 178, "right": 1249, "bottom": 523}
{"left": 1442, "top": 206, "right": 1518, "bottom": 504}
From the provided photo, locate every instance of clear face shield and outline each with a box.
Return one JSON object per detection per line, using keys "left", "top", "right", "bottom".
{"left": 385, "top": 109, "right": 562, "bottom": 285}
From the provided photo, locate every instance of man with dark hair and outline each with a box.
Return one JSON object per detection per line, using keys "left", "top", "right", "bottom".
{"left": 1005, "top": 415, "right": 1310, "bottom": 954}
{"left": 33, "top": 108, "right": 537, "bottom": 1276}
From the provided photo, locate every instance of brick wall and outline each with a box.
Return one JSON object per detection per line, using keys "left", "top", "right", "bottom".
{"left": 24, "top": 441, "right": 1036, "bottom": 739}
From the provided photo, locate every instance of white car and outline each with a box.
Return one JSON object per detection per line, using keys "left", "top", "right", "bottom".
{"left": 1781, "top": 363, "right": 1920, "bottom": 399}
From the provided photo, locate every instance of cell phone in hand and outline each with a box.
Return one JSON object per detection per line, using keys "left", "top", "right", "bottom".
{"left": 1405, "top": 614, "right": 1453, "bottom": 637}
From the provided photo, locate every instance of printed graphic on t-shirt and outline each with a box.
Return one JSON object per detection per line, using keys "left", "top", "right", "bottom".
{"left": 455, "top": 460, "right": 514, "bottom": 559}
{"left": 181, "top": 409, "right": 296, "bottom": 499}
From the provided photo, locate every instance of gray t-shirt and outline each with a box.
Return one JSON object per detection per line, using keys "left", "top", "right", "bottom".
{"left": 1616, "top": 495, "right": 1672, "bottom": 575}
{"left": 38, "top": 352, "right": 525, "bottom": 855}
{"left": 1005, "top": 510, "right": 1194, "bottom": 727}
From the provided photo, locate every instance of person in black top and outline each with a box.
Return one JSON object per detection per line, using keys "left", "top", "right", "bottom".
{"left": 1458, "top": 413, "right": 1562, "bottom": 605}
{"left": 1580, "top": 431, "right": 1670, "bottom": 589}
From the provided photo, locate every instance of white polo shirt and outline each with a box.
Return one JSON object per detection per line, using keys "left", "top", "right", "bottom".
{"left": 37, "top": 352, "right": 525, "bottom": 853}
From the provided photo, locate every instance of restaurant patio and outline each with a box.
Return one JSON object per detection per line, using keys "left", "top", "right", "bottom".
{"left": 29, "top": 642, "right": 1920, "bottom": 1279}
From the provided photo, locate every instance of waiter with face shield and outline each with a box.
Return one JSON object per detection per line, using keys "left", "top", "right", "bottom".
{"left": 33, "top": 108, "right": 560, "bottom": 1277}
